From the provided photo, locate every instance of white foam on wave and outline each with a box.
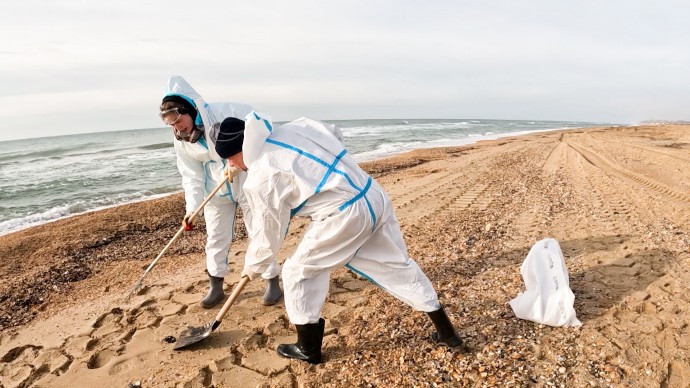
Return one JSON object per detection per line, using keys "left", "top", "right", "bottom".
{"left": 352, "top": 126, "right": 583, "bottom": 162}
{"left": 0, "top": 206, "right": 72, "bottom": 236}
{"left": 341, "top": 121, "right": 478, "bottom": 137}
{"left": 353, "top": 141, "right": 425, "bottom": 161}
{"left": 0, "top": 191, "right": 181, "bottom": 237}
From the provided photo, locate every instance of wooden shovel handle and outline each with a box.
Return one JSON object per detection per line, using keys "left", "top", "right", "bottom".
{"left": 215, "top": 276, "right": 250, "bottom": 322}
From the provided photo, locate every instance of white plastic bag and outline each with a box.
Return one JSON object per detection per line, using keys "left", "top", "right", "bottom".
{"left": 509, "top": 238, "right": 582, "bottom": 327}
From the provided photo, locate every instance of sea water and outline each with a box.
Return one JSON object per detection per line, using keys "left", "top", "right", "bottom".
{"left": 0, "top": 119, "right": 612, "bottom": 235}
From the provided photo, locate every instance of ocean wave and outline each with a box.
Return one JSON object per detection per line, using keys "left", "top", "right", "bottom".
{"left": 341, "top": 121, "right": 477, "bottom": 137}
{"left": 0, "top": 142, "right": 103, "bottom": 162}
{"left": 353, "top": 141, "right": 425, "bottom": 161}
{"left": 0, "top": 147, "right": 133, "bottom": 167}
{"left": 0, "top": 205, "right": 72, "bottom": 235}
{"left": 138, "top": 142, "right": 174, "bottom": 151}
{"left": 2, "top": 140, "right": 171, "bottom": 166}
{"left": 0, "top": 190, "right": 181, "bottom": 236}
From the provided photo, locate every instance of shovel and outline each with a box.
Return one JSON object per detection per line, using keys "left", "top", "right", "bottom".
{"left": 173, "top": 276, "right": 250, "bottom": 350}
{"left": 126, "top": 167, "right": 240, "bottom": 300}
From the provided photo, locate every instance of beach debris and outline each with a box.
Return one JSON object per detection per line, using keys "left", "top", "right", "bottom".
{"left": 128, "top": 381, "right": 142, "bottom": 388}
{"left": 509, "top": 238, "right": 581, "bottom": 327}
{"left": 163, "top": 335, "right": 177, "bottom": 343}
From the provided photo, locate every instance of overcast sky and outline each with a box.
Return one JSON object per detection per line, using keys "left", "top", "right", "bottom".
{"left": 1, "top": 1, "right": 688, "bottom": 141}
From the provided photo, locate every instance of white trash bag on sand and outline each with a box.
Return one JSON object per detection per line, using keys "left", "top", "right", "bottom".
{"left": 509, "top": 238, "right": 582, "bottom": 327}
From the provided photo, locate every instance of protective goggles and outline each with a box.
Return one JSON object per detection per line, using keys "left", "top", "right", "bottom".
{"left": 159, "top": 108, "right": 183, "bottom": 126}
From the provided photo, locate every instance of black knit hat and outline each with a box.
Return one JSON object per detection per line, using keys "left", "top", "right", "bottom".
{"left": 215, "top": 117, "right": 246, "bottom": 158}
{"left": 161, "top": 95, "right": 198, "bottom": 124}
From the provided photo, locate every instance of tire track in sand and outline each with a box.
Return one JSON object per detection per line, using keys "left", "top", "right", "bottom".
{"left": 551, "top": 133, "right": 690, "bottom": 385}
{"left": 564, "top": 136, "right": 690, "bottom": 203}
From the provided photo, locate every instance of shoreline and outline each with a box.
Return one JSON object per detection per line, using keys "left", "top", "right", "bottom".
{"left": 0, "top": 124, "right": 615, "bottom": 237}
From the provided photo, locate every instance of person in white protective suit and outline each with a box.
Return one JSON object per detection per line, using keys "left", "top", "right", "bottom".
{"left": 214, "top": 113, "right": 463, "bottom": 364}
{"left": 158, "top": 75, "right": 282, "bottom": 308}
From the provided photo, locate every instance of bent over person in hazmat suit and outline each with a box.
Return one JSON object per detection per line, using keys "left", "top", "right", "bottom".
{"left": 158, "top": 75, "right": 282, "bottom": 308}
{"left": 214, "top": 112, "right": 463, "bottom": 364}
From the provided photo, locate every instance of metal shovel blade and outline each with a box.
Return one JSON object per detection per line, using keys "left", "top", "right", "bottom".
{"left": 173, "top": 321, "right": 218, "bottom": 350}
{"left": 172, "top": 276, "right": 250, "bottom": 351}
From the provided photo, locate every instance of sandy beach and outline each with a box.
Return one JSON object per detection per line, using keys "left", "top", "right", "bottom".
{"left": 1, "top": 125, "right": 689, "bottom": 387}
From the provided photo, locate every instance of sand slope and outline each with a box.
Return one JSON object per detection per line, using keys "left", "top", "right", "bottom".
{"left": 1, "top": 125, "right": 689, "bottom": 387}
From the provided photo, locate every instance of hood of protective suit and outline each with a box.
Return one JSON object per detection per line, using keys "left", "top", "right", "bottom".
{"left": 243, "top": 112, "right": 346, "bottom": 169}
{"left": 163, "top": 75, "right": 208, "bottom": 128}
{"left": 164, "top": 75, "right": 254, "bottom": 154}
{"left": 164, "top": 75, "right": 256, "bottom": 212}
{"left": 242, "top": 111, "right": 273, "bottom": 168}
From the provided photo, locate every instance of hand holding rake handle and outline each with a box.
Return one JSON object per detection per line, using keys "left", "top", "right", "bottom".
{"left": 126, "top": 167, "right": 240, "bottom": 300}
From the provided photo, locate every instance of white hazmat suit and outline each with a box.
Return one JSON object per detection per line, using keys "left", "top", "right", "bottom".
{"left": 240, "top": 112, "right": 441, "bottom": 324}
{"left": 164, "top": 76, "right": 280, "bottom": 280}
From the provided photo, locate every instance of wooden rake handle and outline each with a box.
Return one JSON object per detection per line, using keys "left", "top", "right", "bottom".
{"left": 127, "top": 168, "right": 240, "bottom": 299}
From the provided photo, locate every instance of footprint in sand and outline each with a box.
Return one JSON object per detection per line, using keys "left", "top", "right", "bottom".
{"left": 92, "top": 307, "right": 124, "bottom": 329}
{"left": 86, "top": 348, "right": 117, "bottom": 369}
{"left": 172, "top": 280, "right": 208, "bottom": 305}
{"left": 128, "top": 299, "right": 186, "bottom": 329}
{"left": 63, "top": 336, "right": 99, "bottom": 358}
{"left": 0, "top": 347, "right": 71, "bottom": 387}
{"left": 91, "top": 308, "right": 125, "bottom": 342}
{"left": 32, "top": 349, "right": 72, "bottom": 374}
{"left": 106, "top": 328, "right": 162, "bottom": 376}
{"left": 241, "top": 348, "right": 291, "bottom": 375}
{"left": 157, "top": 300, "right": 187, "bottom": 317}
{"left": 0, "top": 364, "right": 39, "bottom": 388}
{"left": 81, "top": 306, "right": 150, "bottom": 372}
{"left": 128, "top": 307, "right": 163, "bottom": 329}
{"left": 1, "top": 345, "right": 41, "bottom": 363}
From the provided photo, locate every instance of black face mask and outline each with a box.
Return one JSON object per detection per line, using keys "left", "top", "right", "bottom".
{"left": 173, "top": 126, "right": 204, "bottom": 143}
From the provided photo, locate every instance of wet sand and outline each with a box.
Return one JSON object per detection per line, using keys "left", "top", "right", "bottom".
{"left": 1, "top": 125, "right": 689, "bottom": 387}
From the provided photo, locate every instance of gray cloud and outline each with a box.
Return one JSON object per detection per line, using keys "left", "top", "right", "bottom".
{"left": 1, "top": 0, "right": 689, "bottom": 140}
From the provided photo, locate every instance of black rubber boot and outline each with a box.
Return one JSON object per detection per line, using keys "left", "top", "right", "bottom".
{"left": 200, "top": 275, "right": 225, "bottom": 308}
{"left": 427, "top": 306, "right": 463, "bottom": 347}
{"left": 262, "top": 276, "right": 283, "bottom": 306}
{"left": 276, "top": 318, "right": 325, "bottom": 364}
